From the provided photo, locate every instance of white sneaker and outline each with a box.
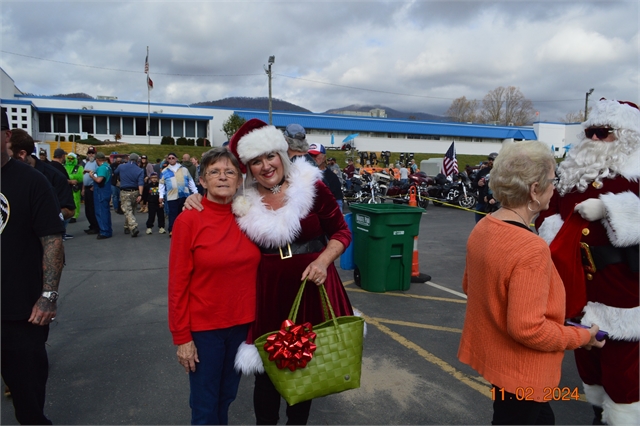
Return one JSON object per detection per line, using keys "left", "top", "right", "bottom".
{"left": 146, "top": 228, "right": 152, "bottom": 235}
{"left": 158, "top": 227, "right": 166, "bottom": 234}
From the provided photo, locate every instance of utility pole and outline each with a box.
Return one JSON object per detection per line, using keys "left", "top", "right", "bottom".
{"left": 264, "top": 56, "right": 275, "bottom": 125}
{"left": 585, "top": 88, "right": 594, "bottom": 121}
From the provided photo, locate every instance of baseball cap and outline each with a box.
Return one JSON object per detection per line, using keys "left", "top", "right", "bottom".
{"left": 150, "top": 172, "right": 158, "bottom": 177}
{"left": 95, "top": 152, "right": 106, "bottom": 160}
{"left": 141, "top": 155, "right": 147, "bottom": 159}
{"left": 283, "top": 123, "right": 306, "bottom": 140}
{"left": 488, "top": 152, "right": 498, "bottom": 160}
{"left": 87, "top": 146, "right": 96, "bottom": 154}
{"left": 129, "top": 153, "right": 139, "bottom": 161}
{"left": 308, "top": 143, "right": 326, "bottom": 155}
{"left": 53, "top": 148, "right": 67, "bottom": 158}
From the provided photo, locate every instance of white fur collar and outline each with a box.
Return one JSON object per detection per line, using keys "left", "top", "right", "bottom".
{"left": 233, "top": 159, "right": 322, "bottom": 248}
{"left": 618, "top": 147, "right": 640, "bottom": 181}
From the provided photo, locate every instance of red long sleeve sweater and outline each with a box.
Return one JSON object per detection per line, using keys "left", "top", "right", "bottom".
{"left": 168, "top": 197, "right": 261, "bottom": 345}
{"left": 458, "top": 215, "right": 591, "bottom": 401}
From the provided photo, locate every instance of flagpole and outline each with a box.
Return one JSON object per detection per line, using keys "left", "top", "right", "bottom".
{"left": 147, "top": 46, "right": 151, "bottom": 145}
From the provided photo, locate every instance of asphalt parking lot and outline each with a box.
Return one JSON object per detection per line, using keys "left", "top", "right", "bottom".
{"left": 2, "top": 203, "right": 595, "bottom": 425}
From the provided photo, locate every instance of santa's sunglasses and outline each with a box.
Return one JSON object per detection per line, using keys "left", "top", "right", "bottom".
{"left": 584, "top": 127, "right": 614, "bottom": 140}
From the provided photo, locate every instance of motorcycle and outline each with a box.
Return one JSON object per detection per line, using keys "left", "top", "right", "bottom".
{"left": 343, "top": 171, "right": 385, "bottom": 206}
{"left": 384, "top": 172, "right": 432, "bottom": 209}
{"left": 426, "top": 173, "right": 477, "bottom": 209}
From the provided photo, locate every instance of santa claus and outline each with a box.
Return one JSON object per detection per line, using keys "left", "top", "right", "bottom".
{"left": 537, "top": 99, "right": 639, "bottom": 425}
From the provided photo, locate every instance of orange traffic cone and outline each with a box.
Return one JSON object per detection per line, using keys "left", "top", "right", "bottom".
{"left": 411, "top": 236, "right": 431, "bottom": 283}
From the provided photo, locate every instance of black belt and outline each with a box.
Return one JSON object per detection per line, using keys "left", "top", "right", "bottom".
{"left": 581, "top": 244, "right": 639, "bottom": 273}
{"left": 260, "top": 236, "right": 327, "bottom": 259}
{"left": 120, "top": 188, "right": 138, "bottom": 191}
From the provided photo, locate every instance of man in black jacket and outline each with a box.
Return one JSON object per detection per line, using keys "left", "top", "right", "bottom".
{"left": 309, "top": 143, "right": 344, "bottom": 212}
{"left": 472, "top": 152, "right": 498, "bottom": 223}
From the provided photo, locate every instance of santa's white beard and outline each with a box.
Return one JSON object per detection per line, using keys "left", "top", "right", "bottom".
{"left": 557, "top": 129, "right": 638, "bottom": 195}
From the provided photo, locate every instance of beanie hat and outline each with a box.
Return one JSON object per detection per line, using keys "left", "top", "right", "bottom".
{"left": 583, "top": 98, "right": 640, "bottom": 134}
{"left": 228, "top": 118, "right": 288, "bottom": 174}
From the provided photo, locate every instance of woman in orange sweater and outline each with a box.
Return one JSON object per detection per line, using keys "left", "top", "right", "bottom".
{"left": 457, "top": 141, "right": 604, "bottom": 425}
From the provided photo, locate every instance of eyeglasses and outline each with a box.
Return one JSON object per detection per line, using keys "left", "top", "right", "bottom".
{"left": 585, "top": 127, "right": 614, "bottom": 140}
{"left": 167, "top": 156, "right": 177, "bottom": 160}
{"left": 205, "top": 169, "right": 238, "bottom": 178}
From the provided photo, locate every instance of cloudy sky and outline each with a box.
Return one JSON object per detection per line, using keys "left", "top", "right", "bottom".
{"left": 1, "top": 0, "right": 638, "bottom": 121}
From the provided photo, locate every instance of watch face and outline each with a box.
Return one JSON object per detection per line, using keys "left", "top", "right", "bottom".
{"left": 43, "top": 291, "right": 59, "bottom": 302}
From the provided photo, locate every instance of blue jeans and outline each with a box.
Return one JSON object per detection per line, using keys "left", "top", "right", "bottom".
{"left": 94, "top": 184, "right": 113, "bottom": 237}
{"left": 475, "top": 202, "right": 486, "bottom": 223}
{"left": 111, "top": 185, "right": 121, "bottom": 211}
{"left": 189, "top": 324, "right": 249, "bottom": 425}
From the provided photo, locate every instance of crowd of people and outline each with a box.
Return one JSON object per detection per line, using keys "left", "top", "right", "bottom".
{"left": 2, "top": 99, "right": 638, "bottom": 426}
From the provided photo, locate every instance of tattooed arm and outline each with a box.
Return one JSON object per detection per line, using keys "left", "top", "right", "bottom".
{"left": 28, "top": 234, "right": 64, "bottom": 326}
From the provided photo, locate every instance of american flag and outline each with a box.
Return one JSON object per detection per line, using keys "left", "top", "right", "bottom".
{"left": 147, "top": 76, "right": 154, "bottom": 90}
{"left": 144, "top": 53, "right": 149, "bottom": 74}
{"left": 442, "top": 141, "right": 458, "bottom": 176}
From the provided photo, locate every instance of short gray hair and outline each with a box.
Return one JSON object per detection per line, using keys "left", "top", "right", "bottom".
{"left": 201, "top": 147, "right": 242, "bottom": 174}
{"left": 489, "top": 141, "right": 555, "bottom": 208}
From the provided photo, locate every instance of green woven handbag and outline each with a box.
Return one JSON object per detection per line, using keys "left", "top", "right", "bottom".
{"left": 255, "top": 279, "right": 364, "bottom": 406}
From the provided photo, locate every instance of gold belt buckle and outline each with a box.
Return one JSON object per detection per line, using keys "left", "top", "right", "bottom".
{"left": 279, "top": 243, "right": 293, "bottom": 260}
{"left": 580, "top": 242, "right": 597, "bottom": 274}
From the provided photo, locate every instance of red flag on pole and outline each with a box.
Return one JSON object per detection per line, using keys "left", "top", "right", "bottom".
{"left": 147, "top": 76, "right": 154, "bottom": 90}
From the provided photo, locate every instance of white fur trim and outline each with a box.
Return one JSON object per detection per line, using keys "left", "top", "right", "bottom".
{"left": 234, "top": 342, "right": 264, "bottom": 375}
{"left": 602, "top": 392, "right": 640, "bottom": 425}
{"left": 618, "top": 148, "right": 640, "bottom": 181}
{"left": 236, "top": 125, "right": 289, "bottom": 164}
{"left": 600, "top": 191, "right": 640, "bottom": 247}
{"left": 234, "top": 159, "right": 322, "bottom": 248}
{"left": 352, "top": 308, "right": 367, "bottom": 338}
{"left": 583, "top": 383, "right": 606, "bottom": 407}
{"left": 538, "top": 214, "right": 564, "bottom": 245}
{"left": 583, "top": 99, "right": 640, "bottom": 135}
{"left": 581, "top": 302, "right": 640, "bottom": 341}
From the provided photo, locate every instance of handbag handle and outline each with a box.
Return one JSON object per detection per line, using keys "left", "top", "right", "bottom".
{"left": 288, "top": 280, "right": 340, "bottom": 331}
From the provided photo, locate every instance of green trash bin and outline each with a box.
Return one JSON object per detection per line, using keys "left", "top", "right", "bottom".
{"left": 349, "top": 204, "right": 424, "bottom": 292}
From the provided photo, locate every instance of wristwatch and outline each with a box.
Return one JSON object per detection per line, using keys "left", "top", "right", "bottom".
{"left": 41, "top": 291, "right": 59, "bottom": 303}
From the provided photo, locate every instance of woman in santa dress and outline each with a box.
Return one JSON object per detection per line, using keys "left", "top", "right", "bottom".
{"left": 186, "top": 118, "right": 354, "bottom": 425}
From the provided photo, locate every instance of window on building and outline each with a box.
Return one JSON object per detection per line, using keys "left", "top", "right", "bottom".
{"left": 173, "top": 119, "right": 183, "bottom": 137}
{"left": 150, "top": 118, "right": 159, "bottom": 136}
{"left": 39, "top": 113, "right": 52, "bottom": 132}
{"left": 109, "top": 117, "right": 121, "bottom": 134}
{"left": 95, "top": 116, "right": 108, "bottom": 134}
{"left": 53, "top": 114, "right": 66, "bottom": 133}
{"left": 185, "top": 120, "right": 195, "bottom": 137}
{"left": 22, "top": 124, "right": 28, "bottom": 129}
{"left": 67, "top": 115, "right": 80, "bottom": 133}
{"left": 135, "top": 118, "right": 146, "bottom": 136}
{"left": 197, "top": 121, "right": 207, "bottom": 139}
{"left": 122, "top": 117, "right": 134, "bottom": 135}
{"left": 11, "top": 108, "right": 17, "bottom": 113}
{"left": 21, "top": 115, "right": 27, "bottom": 121}
{"left": 21, "top": 108, "right": 27, "bottom": 113}
{"left": 161, "top": 119, "right": 171, "bottom": 136}
{"left": 81, "top": 116, "right": 94, "bottom": 133}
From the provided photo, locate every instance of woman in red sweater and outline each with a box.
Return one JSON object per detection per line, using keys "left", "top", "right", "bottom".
{"left": 458, "top": 141, "right": 604, "bottom": 425}
{"left": 169, "top": 148, "right": 261, "bottom": 425}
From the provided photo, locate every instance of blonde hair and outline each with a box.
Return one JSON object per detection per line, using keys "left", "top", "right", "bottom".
{"left": 489, "top": 141, "right": 555, "bottom": 208}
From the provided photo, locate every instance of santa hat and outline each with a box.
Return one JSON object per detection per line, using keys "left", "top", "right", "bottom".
{"left": 228, "top": 118, "right": 288, "bottom": 174}
{"left": 583, "top": 98, "right": 640, "bottom": 134}
{"left": 549, "top": 211, "right": 590, "bottom": 319}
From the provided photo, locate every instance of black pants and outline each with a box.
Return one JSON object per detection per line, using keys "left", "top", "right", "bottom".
{"left": 491, "top": 386, "right": 555, "bottom": 425}
{"left": 146, "top": 202, "right": 165, "bottom": 229}
{"left": 254, "top": 373, "right": 312, "bottom": 425}
{"left": 1, "top": 320, "right": 52, "bottom": 425}
{"left": 84, "top": 186, "right": 99, "bottom": 230}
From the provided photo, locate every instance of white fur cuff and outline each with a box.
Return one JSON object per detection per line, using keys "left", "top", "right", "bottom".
{"left": 234, "top": 342, "right": 264, "bottom": 375}
{"left": 538, "top": 214, "right": 563, "bottom": 245}
{"left": 602, "top": 392, "right": 640, "bottom": 425}
{"left": 600, "top": 191, "right": 640, "bottom": 247}
{"left": 581, "top": 302, "right": 640, "bottom": 341}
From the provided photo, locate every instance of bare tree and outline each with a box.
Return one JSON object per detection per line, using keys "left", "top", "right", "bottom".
{"left": 561, "top": 108, "right": 591, "bottom": 123}
{"left": 480, "top": 86, "right": 535, "bottom": 126}
{"left": 446, "top": 96, "right": 478, "bottom": 122}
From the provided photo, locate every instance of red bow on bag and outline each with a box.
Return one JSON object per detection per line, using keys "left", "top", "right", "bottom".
{"left": 263, "top": 319, "right": 318, "bottom": 371}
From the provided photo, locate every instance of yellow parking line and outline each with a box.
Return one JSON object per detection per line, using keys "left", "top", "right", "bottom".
{"left": 372, "top": 318, "right": 462, "bottom": 333}
{"left": 347, "top": 287, "right": 467, "bottom": 304}
{"left": 357, "top": 310, "right": 491, "bottom": 398}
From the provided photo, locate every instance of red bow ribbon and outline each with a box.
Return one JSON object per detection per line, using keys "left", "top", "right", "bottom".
{"left": 263, "top": 319, "right": 317, "bottom": 371}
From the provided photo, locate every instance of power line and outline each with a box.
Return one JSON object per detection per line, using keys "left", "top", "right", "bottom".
{"left": 1, "top": 49, "right": 584, "bottom": 103}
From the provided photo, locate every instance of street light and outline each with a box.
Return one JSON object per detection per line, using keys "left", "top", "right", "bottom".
{"left": 264, "top": 56, "right": 275, "bottom": 125}
{"left": 585, "top": 88, "right": 594, "bottom": 121}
